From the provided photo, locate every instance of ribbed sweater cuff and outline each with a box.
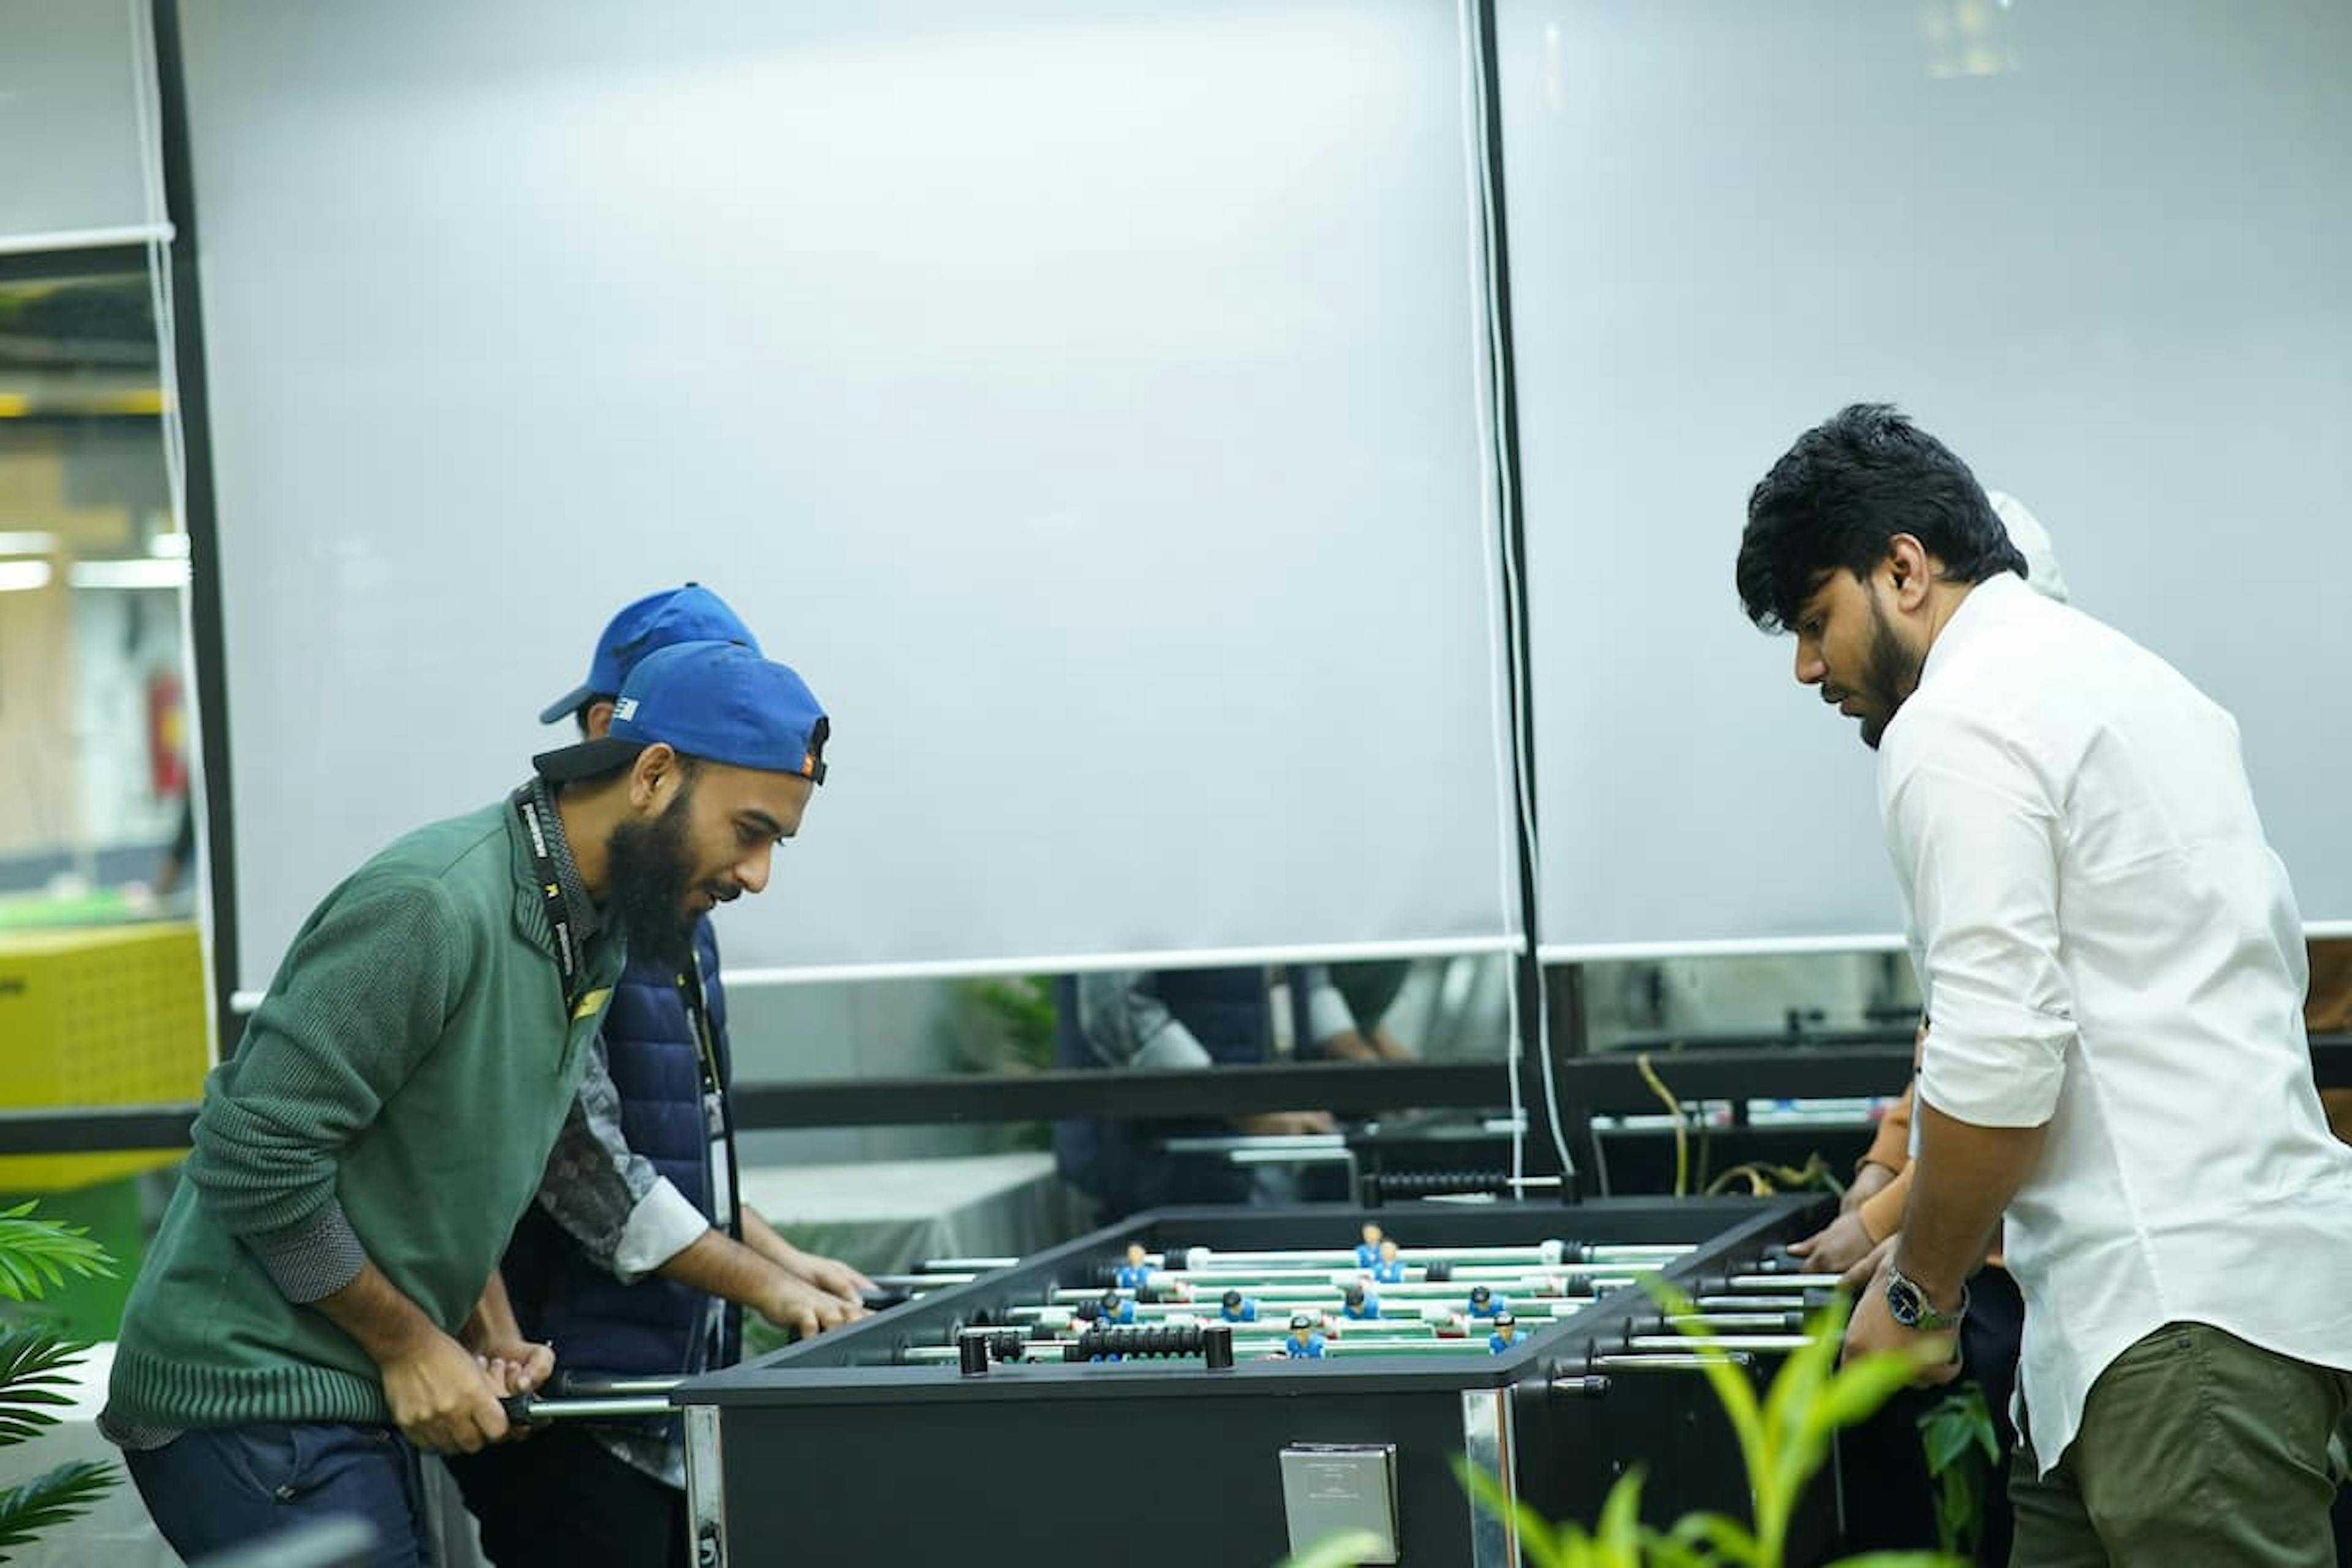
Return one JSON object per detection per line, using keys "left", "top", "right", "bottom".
{"left": 251, "top": 1201, "right": 366, "bottom": 1303}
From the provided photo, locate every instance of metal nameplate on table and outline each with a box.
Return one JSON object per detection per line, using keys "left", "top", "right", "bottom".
{"left": 1280, "top": 1443, "right": 1400, "bottom": 1563}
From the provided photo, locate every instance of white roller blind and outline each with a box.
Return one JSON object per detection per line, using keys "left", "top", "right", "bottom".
{"left": 1501, "top": 0, "right": 2352, "bottom": 956}
{"left": 0, "top": 1, "right": 162, "bottom": 247}
{"left": 180, "top": 1, "right": 1521, "bottom": 994}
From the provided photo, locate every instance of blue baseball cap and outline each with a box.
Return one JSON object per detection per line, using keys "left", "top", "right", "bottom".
{"left": 539, "top": 583, "right": 761, "bottom": 725}
{"left": 533, "top": 639, "right": 829, "bottom": 786}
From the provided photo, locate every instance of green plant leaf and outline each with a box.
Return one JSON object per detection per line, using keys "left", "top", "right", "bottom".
{"left": 1642, "top": 1275, "right": 1770, "bottom": 1500}
{"left": 1455, "top": 1455, "right": 1572, "bottom": 1568}
{"left": 1638, "top": 1529, "right": 1723, "bottom": 1568}
{"left": 1918, "top": 1411, "right": 1977, "bottom": 1474}
{"left": 1812, "top": 1349, "right": 1928, "bottom": 1435}
{"left": 1914, "top": 1382, "right": 1997, "bottom": 1555}
{"left": 1758, "top": 1297, "right": 1856, "bottom": 1546}
{"left": 0, "top": 1206, "right": 114, "bottom": 1305}
{"left": 1446, "top": 1278, "right": 1967, "bottom": 1568}
{"left": 1665, "top": 1507, "right": 1761, "bottom": 1564}
{"left": 1591, "top": 1467, "right": 1648, "bottom": 1567}
{"left": 1932, "top": 1472, "right": 1977, "bottom": 1555}
{"left": 1762, "top": 1291, "right": 1847, "bottom": 1452}
{"left": 1915, "top": 1383, "right": 1999, "bottom": 1469}
{"left": 1768, "top": 1345, "right": 1927, "bottom": 1555}
{"left": 0, "top": 1458, "right": 121, "bottom": 1555}
{"left": 0, "top": 1328, "right": 95, "bottom": 1450}
{"left": 1269, "top": 1528, "right": 1388, "bottom": 1568}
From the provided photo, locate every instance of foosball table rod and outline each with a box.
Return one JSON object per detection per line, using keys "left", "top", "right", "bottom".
{"left": 1164, "top": 1241, "right": 1689, "bottom": 1271}
{"left": 1590, "top": 1351, "right": 1760, "bottom": 1373}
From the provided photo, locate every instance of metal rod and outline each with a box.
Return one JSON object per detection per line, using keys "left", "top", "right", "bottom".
{"left": 1134, "top": 1262, "right": 1607, "bottom": 1287}
{"left": 1649, "top": 1313, "right": 1806, "bottom": 1333}
{"left": 918, "top": 1257, "right": 1021, "bottom": 1273}
{"left": 1592, "top": 1352, "right": 1758, "bottom": 1371}
{"left": 1695, "top": 1295, "right": 1814, "bottom": 1312}
{"left": 1723, "top": 1273, "right": 1844, "bottom": 1291}
{"left": 505, "top": 1395, "right": 674, "bottom": 1422}
{"left": 555, "top": 1373, "right": 685, "bottom": 1398}
{"left": 1175, "top": 1242, "right": 1683, "bottom": 1270}
{"left": 1624, "top": 1334, "right": 1814, "bottom": 1354}
{"left": 1063, "top": 1272, "right": 1611, "bottom": 1301}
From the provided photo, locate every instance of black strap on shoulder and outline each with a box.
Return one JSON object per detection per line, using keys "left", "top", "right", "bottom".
{"left": 511, "top": 784, "right": 584, "bottom": 1006}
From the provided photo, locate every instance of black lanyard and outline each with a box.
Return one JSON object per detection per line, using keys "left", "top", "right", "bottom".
{"left": 511, "top": 784, "right": 587, "bottom": 1008}
{"left": 677, "top": 955, "right": 743, "bottom": 1242}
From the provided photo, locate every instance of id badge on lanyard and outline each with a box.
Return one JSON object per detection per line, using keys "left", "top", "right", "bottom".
{"left": 680, "top": 957, "right": 741, "bottom": 1238}
{"left": 704, "top": 1087, "right": 736, "bottom": 1230}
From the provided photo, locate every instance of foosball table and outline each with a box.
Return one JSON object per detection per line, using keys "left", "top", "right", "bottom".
{"left": 516, "top": 1196, "right": 1845, "bottom": 1566}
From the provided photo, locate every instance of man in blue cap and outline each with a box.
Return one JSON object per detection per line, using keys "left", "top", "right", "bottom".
{"left": 452, "top": 586, "right": 872, "bottom": 1568}
{"left": 102, "top": 633, "right": 834, "bottom": 1567}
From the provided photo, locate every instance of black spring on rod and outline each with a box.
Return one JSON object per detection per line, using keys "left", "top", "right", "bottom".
{"left": 1063, "top": 1322, "right": 1235, "bottom": 1370}
{"left": 1362, "top": 1169, "right": 1513, "bottom": 1202}
{"left": 956, "top": 1329, "right": 1033, "bottom": 1375}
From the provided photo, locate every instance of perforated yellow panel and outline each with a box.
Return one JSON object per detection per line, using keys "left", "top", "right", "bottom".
{"left": 0, "top": 921, "right": 207, "bottom": 1189}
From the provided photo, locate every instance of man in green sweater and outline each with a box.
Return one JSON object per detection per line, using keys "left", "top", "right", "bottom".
{"left": 102, "top": 638, "right": 830, "bottom": 1566}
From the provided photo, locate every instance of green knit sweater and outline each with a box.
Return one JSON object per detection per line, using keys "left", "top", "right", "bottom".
{"left": 107, "top": 796, "right": 624, "bottom": 1430}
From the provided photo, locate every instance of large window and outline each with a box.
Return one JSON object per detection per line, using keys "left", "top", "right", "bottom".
{"left": 0, "top": 257, "right": 195, "bottom": 916}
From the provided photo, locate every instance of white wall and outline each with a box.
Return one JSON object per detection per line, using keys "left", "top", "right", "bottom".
{"left": 1504, "top": 0, "right": 2352, "bottom": 954}
{"left": 179, "top": 0, "right": 1525, "bottom": 996}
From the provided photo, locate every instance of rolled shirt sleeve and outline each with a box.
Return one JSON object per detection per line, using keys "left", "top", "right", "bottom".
{"left": 247, "top": 1201, "right": 369, "bottom": 1304}
{"left": 1856, "top": 1166, "right": 1912, "bottom": 1243}
{"left": 1883, "top": 715, "right": 2076, "bottom": 1129}
{"left": 1303, "top": 971, "right": 1359, "bottom": 1048}
{"left": 534, "top": 1038, "right": 712, "bottom": 1283}
{"left": 1072, "top": 971, "right": 1215, "bottom": 1070}
{"left": 1861, "top": 1082, "right": 1915, "bottom": 1174}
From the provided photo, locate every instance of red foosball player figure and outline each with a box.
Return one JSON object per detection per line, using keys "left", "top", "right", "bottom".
{"left": 1354, "top": 1222, "right": 1384, "bottom": 1271}
{"left": 1487, "top": 1310, "right": 1520, "bottom": 1354}
{"left": 1371, "top": 1237, "right": 1407, "bottom": 1284}
{"left": 1283, "top": 1312, "right": 1330, "bottom": 1359}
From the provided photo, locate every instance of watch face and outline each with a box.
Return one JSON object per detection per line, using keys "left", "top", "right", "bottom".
{"left": 1885, "top": 1275, "right": 1926, "bottom": 1328}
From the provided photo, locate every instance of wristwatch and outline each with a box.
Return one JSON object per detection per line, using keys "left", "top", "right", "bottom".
{"left": 1884, "top": 1266, "right": 1968, "bottom": 1333}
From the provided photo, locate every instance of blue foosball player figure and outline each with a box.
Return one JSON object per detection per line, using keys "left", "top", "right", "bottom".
{"left": 1354, "top": 1222, "right": 1384, "bottom": 1271}
{"left": 1096, "top": 1289, "right": 1136, "bottom": 1325}
{"left": 1487, "top": 1310, "right": 1520, "bottom": 1354}
{"left": 1468, "top": 1284, "right": 1508, "bottom": 1320}
{"left": 1114, "top": 1242, "right": 1153, "bottom": 1291}
{"left": 1371, "top": 1238, "right": 1406, "bottom": 1285}
{"left": 1284, "top": 1312, "right": 1330, "bottom": 1359}
{"left": 1219, "top": 1288, "right": 1259, "bottom": 1324}
{"left": 1340, "top": 1284, "right": 1381, "bottom": 1321}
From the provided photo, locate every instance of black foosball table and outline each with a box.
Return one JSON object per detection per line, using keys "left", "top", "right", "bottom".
{"left": 529, "top": 1196, "right": 1847, "bottom": 1566}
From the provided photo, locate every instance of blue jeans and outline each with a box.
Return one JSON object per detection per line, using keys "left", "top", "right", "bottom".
{"left": 125, "top": 1422, "right": 431, "bottom": 1567}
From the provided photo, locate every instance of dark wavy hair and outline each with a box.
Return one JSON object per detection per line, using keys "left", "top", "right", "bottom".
{"left": 1736, "top": 404, "right": 2025, "bottom": 631}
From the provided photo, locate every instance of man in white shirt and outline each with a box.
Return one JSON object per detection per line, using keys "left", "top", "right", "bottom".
{"left": 1735, "top": 404, "right": 2352, "bottom": 1566}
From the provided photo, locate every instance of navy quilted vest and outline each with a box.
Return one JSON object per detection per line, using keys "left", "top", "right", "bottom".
{"left": 502, "top": 918, "right": 741, "bottom": 1381}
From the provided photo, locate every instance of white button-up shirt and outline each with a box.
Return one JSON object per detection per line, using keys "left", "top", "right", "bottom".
{"left": 1881, "top": 572, "right": 2352, "bottom": 1472}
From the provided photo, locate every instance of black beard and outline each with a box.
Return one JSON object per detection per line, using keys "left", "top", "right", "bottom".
{"left": 605, "top": 786, "right": 699, "bottom": 972}
{"left": 1857, "top": 596, "right": 1922, "bottom": 752}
